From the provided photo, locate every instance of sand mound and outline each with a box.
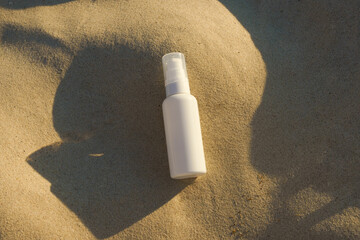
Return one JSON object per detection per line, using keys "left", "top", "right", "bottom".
{"left": 0, "top": 0, "right": 359, "bottom": 239}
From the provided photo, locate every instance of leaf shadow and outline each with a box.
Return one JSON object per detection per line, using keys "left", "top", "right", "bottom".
{"left": 1, "top": 24, "right": 192, "bottom": 239}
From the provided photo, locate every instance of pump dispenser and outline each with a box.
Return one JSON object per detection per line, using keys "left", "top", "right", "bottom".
{"left": 163, "top": 53, "right": 190, "bottom": 96}
{"left": 162, "top": 52, "right": 207, "bottom": 179}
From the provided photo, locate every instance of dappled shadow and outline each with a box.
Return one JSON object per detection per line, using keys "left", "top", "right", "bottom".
{"left": 1, "top": 24, "right": 190, "bottom": 238}
{"left": 220, "top": 1, "right": 360, "bottom": 239}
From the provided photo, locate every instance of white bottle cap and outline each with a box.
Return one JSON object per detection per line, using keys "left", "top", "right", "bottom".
{"left": 162, "top": 52, "right": 190, "bottom": 96}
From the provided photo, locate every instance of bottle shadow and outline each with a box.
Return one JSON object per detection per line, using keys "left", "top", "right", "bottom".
{"left": 220, "top": 1, "right": 360, "bottom": 239}
{"left": 8, "top": 27, "right": 192, "bottom": 238}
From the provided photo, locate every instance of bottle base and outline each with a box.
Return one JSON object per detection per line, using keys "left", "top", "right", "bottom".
{"left": 171, "top": 171, "right": 206, "bottom": 180}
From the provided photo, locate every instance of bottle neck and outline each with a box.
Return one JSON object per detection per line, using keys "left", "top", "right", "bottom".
{"left": 165, "top": 81, "right": 190, "bottom": 97}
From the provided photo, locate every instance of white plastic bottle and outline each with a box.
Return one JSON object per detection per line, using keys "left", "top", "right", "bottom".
{"left": 162, "top": 52, "right": 207, "bottom": 179}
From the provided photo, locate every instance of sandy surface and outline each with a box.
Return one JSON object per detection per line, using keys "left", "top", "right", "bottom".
{"left": 0, "top": 0, "right": 359, "bottom": 239}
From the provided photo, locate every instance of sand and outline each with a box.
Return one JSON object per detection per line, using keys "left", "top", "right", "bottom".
{"left": 0, "top": 0, "right": 359, "bottom": 239}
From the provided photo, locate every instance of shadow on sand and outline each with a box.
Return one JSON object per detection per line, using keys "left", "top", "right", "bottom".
{"left": 220, "top": 1, "right": 360, "bottom": 239}
{"left": 0, "top": 0, "right": 73, "bottom": 9}
{"left": 1, "top": 24, "right": 191, "bottom": 239}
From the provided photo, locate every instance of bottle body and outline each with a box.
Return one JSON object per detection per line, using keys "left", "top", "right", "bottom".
{"left": 162, "top": 93, "right": 206, "bottom": 179}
